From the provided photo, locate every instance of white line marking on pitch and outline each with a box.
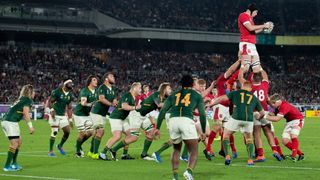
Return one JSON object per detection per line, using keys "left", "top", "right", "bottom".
{"left": 212, "top": 163, "right": 320, "bottom": 171}
{"left": 0, "top": 174, "right": 80, "bottom": 180}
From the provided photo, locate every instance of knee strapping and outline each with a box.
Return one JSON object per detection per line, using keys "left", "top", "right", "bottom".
{"left": 51, "top": 128, "right": 58, "bottom": 137}
{"left": 130, "top": 130, "right": 141, "bottom": 137}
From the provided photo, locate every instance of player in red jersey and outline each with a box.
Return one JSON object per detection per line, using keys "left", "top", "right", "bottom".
{"left": 239, "top": 71, "right": 283, "bottom": 162}
{"left": 136, "top": 85, "right": 152, "bottom": 105}
{"left": 238, "top": 3, "right": 271, "bottom": 74}
{"left": 266, "top": 94, "right": 304, "bottom": 162}
{"left": 206, "top": 60, "right": 241, "bottom": 159}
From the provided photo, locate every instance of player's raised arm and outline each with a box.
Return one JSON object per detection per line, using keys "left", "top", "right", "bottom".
{"left": 261, "top": 70, "right": 269, "bottom": 82}
{"left": 201, "top": 80, "right": 216, "bottom": 98}
{"left": 210, "top": 94, "right": 230, "bottom": 107}
{"left": 224, "top": 59, "right": 241, "bottom": 79}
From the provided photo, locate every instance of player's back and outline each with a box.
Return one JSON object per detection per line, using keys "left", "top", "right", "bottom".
{"left": 227, "top": 89, "right": 262, "bottom": 122}
{"left": 251, "top": 81, "right": 269, "bottom": 111}
{"left": 168, "top": 88, "right": 203, "bottom": 120}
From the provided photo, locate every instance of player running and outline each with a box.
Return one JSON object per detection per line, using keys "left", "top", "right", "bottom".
{"left": 266, "top": 94, "right": 305, "bottom": 162}
{"left": 206, "top": 60, "right": 241, "bottom": 159}
{"left": 47, "top": 80, "right": 74, "bottom": 157}
{"left": 238, "top": 3, "right": 272, "bottom": 74}
{"left": 99, "top": 82, "right": 142, "bottom": 161}
{"left": 211, "top": 81, "right": 265, "bottom": 166}
{"left": 104, "top": 83, "right": 172, "bottom": 161}
{"left": 155, "top": 75, "right": 206, "bottom": 180}
{"left": 73, "top": 75, "right": 98, "bottom": 157}
{"left": 1, "top": 84, "right": 35, "bottom": 171}
{"left": 88, "top": 72, "right": 117, "bottom": 159}
{"left": 239, "top": 71, "right": 283, "bottom": 162}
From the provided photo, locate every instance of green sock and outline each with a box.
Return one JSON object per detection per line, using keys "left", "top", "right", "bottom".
{"left": 111, "top": 141, "right": 126, "bottom": 153}
{"left": 223, "top": 140, "right": 230, "bottom": 157}
{"left": 181, "top": 145, "right": 188, "bottom": 158}
{"left": 90, "top": 138, "right": 94, "bottom": 153}
{"left": 59, "top": 136, "right": 68, "bottom": 147}
{"left": 12, "top": 149, "right": 19, "bottom": 164}
{"left": 187, "top": 167, "right": 193, "bottom": 175}
{"left": 5, "top": 149, "right": 15, "bottom": 167}
{"left": 93, "top": 137, "right": 101, "bottom": 154}
{"left": 141, "top": 139, "right": 153, "bottom": 156}
{"left": 246, "top": 143, "right": 254, "bottom": 159}
{"left": 49, "top": 137, "right": 55, "bottom": 151}
{"left": 173, "top": 169, "right": 179, "bottom": 180}
{"left": 102, "top": 147, "right": 109, "bottom": 154}
{"left": 155, "top": 142, "right": 172, "bottom": 155}
{"left": 76, "top": 138, "right": 82, "bottom": 153}
{"left": 80, "top": 135, "right": 90, "bottom": 146}
{"left": 122, "top": 146, "right": 129, "bottom": 155}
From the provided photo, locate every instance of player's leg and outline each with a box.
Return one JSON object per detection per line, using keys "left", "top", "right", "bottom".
{"left": 249, "top": 44, "right": 262, "bottom": 73}
{"left": 183, "top": 139, "right": 199, "bottom": 179}
{"left": 243, "top": 121, "right": 255, "bottom": 166}
{"left": 89, "top": 113, "right": 106, "bottom": 159}
{"left": 74, "top": 115, "right": 87, "bottom": 157}
{"left": 48, "top": 115, "right": 59, "bottom": 156}
{"left": 172, "top": 142, "right": 182, "bottom": 180}
{"left": 152, "top": 139, "right": 173, "bottom": 163}
{"left": 141, "top": 118, "right": 156, "bottom": 160}
{"left": 282, "top": 120, "right": 304, "bottom": 162}
{"left": 262, "top": 124, "right": 283, "bottom": 161}
{"left": 4, "top": 138, "right": 20, "bottom": 171}
{"left": 222, "top": 129, "right": 233, "bottom": 165}
{"left": 253, "top": 123, "right": 265, "bottom": 162}
{"left": 229, "top": 134, "right": 238, "bottom": 158}
{"left": 238, "top": 43, "right": 251, "bottom": 74}
{"left": 56, "top": 116, "right": 70, "bottom": 156}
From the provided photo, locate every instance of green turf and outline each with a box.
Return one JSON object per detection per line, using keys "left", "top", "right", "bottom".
{"left": 0, "top": 118, "right": 319, "bottom": 180}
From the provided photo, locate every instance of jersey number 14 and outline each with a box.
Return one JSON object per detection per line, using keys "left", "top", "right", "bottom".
{"left": 175, "top": 93, "right": 191, "bottom": 107}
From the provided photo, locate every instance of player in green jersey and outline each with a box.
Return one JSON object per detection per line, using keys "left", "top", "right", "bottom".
{"left": 155, "top": 75, "right": 206, "bottom": 180}
{"left": 88, "top": 72, "right": 118, "bottom": 159}
{"left": 47, "top": 80, "right": 74, "bottom": 157}
{"left": 211, "top": 81, "right": 265, "bottom": 166}
{"left": 104, "top": 83, "right": 172, "bottom": 161}
{"left": 73, "top": 75, "right": 98, "bottom": 157}
{"left": 99, "top": 82, "right": 141, "bottom": 161}
{"left": 1, "top": 84, "right": 35, "bottom": 171}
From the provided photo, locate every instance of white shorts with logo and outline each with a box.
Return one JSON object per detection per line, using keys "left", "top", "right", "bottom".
{"left": 282, "top": 119, "right": 304, "bottom": 139}
{"left": 1, "top": 121, "right": 20, "bottom": 137}
{"left": 224, "top": 118, "right": 254, "bottom": 133}
{"left": 212, "top": 104, "right": 230, "bottom": 127}
{"left": 168, "top": 117, "right": 198, "bottom": 144}
{"left": 109, "top": 118, "right": 129, "bottom": 132}
{"left": 73, "top": 114, "right": 93, "bottom": 132}
{"left": 127, "top": 110, "right": 153, "bottom": 131}
{"left": 49, "top": 115, "right": 69, "bottom": 129}
{"left": 90, "top": 112, "right": 107, "bottom": 129}
{"left": 239, "top": 42, "right": 259, "bottom": 56}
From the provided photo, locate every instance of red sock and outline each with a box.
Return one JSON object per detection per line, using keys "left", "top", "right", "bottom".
{"left": 206, "top": 131, "right": 216, "bottom": 152}
{"left": 271, "top": 146, "right": 278, "bottom": 152}
{"left": 285, "top": 141, "right": 302, "bottom": 156}
{"left": 243, "top": 136, "right": 247, "bottom": 145}
{"left": 291, "top": 138, "right": 299, "bottom": 158}
{"left": 230, "top": 134, "right": 236, "bottom": 152}
{"left": 274, "top": 137, "right": 283, "bottom": 155}
{"left": 257, "top": 148, "right": 264, "bottom": 156}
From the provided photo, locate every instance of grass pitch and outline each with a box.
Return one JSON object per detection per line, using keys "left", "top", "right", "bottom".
{"left": 0, "top": 118, "right": 319, "bottom": 180}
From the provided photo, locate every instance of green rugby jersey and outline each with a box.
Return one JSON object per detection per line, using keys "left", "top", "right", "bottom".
{"left": 109, "top": 92, "right": 135, "bottom": 120}
{"left": 157, "top": 88, "right": 206, "bottom": 132}
{"left": 51, "top": 88, "right": 73, "bottom": 116}
{"left": 73, "top": 87, "right": 98, "bottom": 116}
{"left": 91, "top": 84, "right": 117, "bottom": 116}
{"left": 3, "top": 96, "right": 33, "bottom": 122}
{"left": 138, "top": 91, "right": 166, "bottom": 116}
{"left": 227, "top": 89, "right": 263, "bottom": 122}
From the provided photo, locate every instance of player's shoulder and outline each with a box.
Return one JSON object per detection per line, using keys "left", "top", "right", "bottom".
{"left": 238, "top": 12, "right": 248, "bottom": 18}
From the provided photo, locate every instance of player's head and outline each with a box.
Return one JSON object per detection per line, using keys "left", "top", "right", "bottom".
{"left": 192, "top": 77, "right": 200, "bottom": 91}
{"left": 19, "top": 84, "right": 35, "bottom": 99}
{"left": 131, "top": 82, "right": 142, "bottom": 96}
{"left": 197, "top": 79, "right": 206, "bottom": 92}
{"left": 86, "top": 75, "right": 98, "bottom": 88}
{"left": 247, "top": 3, "right": 258, "bottom": 17}
{"left": 103, "top": 72, "right": 115, "bottom": 85}
{"left": 252, "top": 72, "right": 263, "bottom": 83}
{"left": 241, "top": 81, "right": 252, "bottom": 91}
{"left": 212, "top": 88, "right": 218, "bottom": 96}
{"left": 269, "top": 93, "right": 282, "bottom": 108}
{"left": 159, "top": 82, "right": 172, "bottom": 97}
{"left": 143, "top": 85, "right": 150, "bottom": 93}
{"left": 63, "top": 79, "right": 73, "bottom": 91}
{"left": 232, "top": 80, "right": 242, "bottom": 91}
{"left": 181, "top": 75, "right": 194, "bottom": 88}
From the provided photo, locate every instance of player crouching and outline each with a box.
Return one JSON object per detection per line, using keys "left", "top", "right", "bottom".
{"left": 266, "top": 94, "right": 304, "bottom": 162}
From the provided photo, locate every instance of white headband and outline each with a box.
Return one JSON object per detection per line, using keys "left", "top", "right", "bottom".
{"left": 64, "top": 79, "right": 73, "bottom": 85}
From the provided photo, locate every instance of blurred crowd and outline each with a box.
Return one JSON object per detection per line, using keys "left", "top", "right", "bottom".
{"left": 0, "top": 46, "right": 319, "bottom": 104}
{"left": 90, "top": 0, "right": 319, "bottom": 35}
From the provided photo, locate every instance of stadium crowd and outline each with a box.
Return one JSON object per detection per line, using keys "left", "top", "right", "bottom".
{"left": 90, "top": 0, "right": 320, "bottom": 35}
{"left": 0, "top": 46, "right": 319, "bottom": 104}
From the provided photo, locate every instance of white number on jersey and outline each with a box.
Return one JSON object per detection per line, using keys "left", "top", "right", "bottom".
{"left": 253, "top": 90, "right": 265, "bottom": 102}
